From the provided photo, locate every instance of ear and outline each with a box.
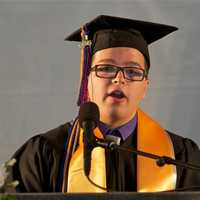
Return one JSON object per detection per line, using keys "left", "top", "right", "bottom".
{"left": 141, "top": 79, "right": 150, "bottom": 100}
{"left": 87, "top": 73, "right": 92, "bottom": 101}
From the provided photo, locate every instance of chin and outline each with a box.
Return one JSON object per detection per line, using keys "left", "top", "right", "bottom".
{"left": 106, "top": 107, "right": 127, "bottom": 119}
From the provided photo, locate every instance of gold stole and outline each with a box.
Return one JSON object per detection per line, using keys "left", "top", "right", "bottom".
{"left": 65, "top": 109, "right": 177, "bottom": 192}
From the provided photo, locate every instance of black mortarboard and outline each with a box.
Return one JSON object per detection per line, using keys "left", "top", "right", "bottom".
{"left": 65, "top": 15, "right": 178, "bottom": 67}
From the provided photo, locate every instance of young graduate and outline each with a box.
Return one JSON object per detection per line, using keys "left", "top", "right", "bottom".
{"left": 8, "top": 15, "right": 200, "bottom": 192}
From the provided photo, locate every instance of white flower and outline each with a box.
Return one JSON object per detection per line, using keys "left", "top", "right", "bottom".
{"left": 0, "top": 159, "right": 19, "bottom": 192}
{"left": 0, "top": 164, "right": 8, "bottom": 188}
{"left": 5, "top": 159, "right": 16, "bottom": 167}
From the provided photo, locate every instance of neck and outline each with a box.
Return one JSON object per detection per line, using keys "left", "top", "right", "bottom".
{"left": 100, "top": 112, "right": 136, "bottom": 129}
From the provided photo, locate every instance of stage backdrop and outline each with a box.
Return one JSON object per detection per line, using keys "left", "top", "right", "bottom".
{"left": 0, "top": 0, "right": 200, "bottom": 162}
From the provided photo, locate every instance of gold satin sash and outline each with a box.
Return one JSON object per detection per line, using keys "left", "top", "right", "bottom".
{"left": 65, "top": 109, "right": 177, "bottom": 192}
{"left": 137, "top": 109, "right": 177, "bottom": 192}
{"left": 67, "top": 127, "right": 106, "bottom": 192}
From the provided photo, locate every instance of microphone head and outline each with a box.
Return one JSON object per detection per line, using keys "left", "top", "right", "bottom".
{"left": 79, "top": 102, "right": 100, "bottom": 128}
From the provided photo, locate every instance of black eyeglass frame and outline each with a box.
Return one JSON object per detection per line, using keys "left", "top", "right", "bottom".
{"left": 90, "top": 64, "right": 148, "bottom": 81}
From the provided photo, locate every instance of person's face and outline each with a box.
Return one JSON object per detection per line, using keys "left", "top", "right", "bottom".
{"left": 87, "top": 47, "right": 149, "bottom": 128}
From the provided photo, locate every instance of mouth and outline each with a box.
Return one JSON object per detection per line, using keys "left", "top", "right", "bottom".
{"left": 107, "top": 90, "right": 126, "bottom": 99}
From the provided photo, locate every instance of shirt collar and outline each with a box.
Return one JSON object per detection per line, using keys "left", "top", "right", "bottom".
{"left": 99, "top": 114, "right": 138, "bottom": 140}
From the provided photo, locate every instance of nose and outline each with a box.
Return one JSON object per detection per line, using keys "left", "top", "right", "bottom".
{"left": 112, "top": 70, "right": 125, "bottom": 84}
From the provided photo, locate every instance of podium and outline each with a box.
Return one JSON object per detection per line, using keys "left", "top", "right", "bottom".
{"left": 4, "top": 192, "right": 200, "bottom": 200}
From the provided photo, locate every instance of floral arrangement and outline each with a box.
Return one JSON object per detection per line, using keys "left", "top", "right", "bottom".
{"left": 0, "top": 158, "right": 19, "bottom": 200}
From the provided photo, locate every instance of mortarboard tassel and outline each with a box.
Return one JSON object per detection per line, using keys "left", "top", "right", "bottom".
{"left": 77, "top": 26, "right": 92, "bottom": 106}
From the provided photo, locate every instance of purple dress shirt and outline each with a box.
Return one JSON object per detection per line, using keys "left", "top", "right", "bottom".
{"left": 99, "top": 114, "right": 138, "bottom": 141}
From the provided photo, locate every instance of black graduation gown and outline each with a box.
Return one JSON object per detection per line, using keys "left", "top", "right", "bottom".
{"left": 6, "top": 122, "right": 200, "bottom": 192}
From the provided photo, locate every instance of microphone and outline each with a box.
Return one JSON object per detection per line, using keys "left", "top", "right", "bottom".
{"left": 78, "top": 102, "right": 100, "bottom": 176}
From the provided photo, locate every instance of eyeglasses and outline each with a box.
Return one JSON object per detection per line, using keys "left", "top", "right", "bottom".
{"left": 90, "top": 64, "right": 147, "bottom": 81}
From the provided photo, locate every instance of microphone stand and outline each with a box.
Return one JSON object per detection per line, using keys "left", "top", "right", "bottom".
{"left": 95, "top": 139, "right": 200, "bottom": 171}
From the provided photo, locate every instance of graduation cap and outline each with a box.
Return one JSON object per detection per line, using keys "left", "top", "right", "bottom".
{"left": 65, "top": 15, "right": 178, "bottom": 66}
{"left": 64, "top": 15, "right": 178, "bottom": 105}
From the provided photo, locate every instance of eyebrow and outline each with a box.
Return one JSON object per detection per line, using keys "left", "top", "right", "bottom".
{"left": 124, "top": 61, "right": 142, "bottom": 68}
{"left": 95, "top": 59, "right": 143, "bottom": 68}
{"left": 95, "top": 58, "right": 117, "bottom": 65}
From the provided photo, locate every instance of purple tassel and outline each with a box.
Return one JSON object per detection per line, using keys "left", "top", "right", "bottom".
{"left": 77, "top": 26, "right": 92, "bottom": 106}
